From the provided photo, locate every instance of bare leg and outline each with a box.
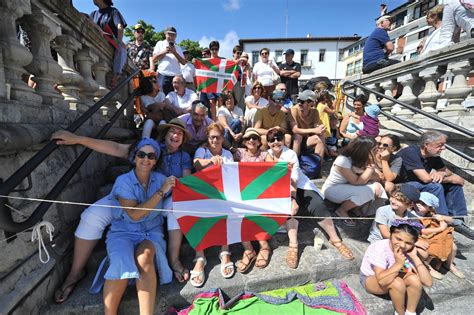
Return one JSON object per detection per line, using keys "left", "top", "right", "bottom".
{"left": 286, "top": 218, "right": 299, "bottom": 246}
{"left": 365, "top": 276, "right": 406, "bottom": 315}
{"left": 307, "top": 135, "right": 325, "bottom": 158}
{"left": 103, "top": 279, "right": 128, "bottom": 315}
{"left": 168, "top": 229, "right": 189, "bottom": 282}
{"left": 334, "top": 200, "right": 357, "bottom": 217}
{"left": 237, "top": 241, "right": 256, "bottom": 271}
{"left": 318, "top": 218, "right": 340, "bottom": 242}
{"left": 284, "top": 134, "right": 292, "bottom": 148}
{"left": 191, "top": 251, "right": 206, "bottom": 285}
{"left": 404, "top": 274, "right": 422, "bottom": 313}
{"left": 210, "top": 99, "right": 217, "bottom": 121}
{"left": 135, "top": 240, "right": 157, "bottom": 315}
{"left": 260, "top": 134, "right": 268, "bottom": 150}
{"left": 292, "top": 134, "right": 302, "bottom": 156}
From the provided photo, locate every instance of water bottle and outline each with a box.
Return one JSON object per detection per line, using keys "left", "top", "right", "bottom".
{"left": 313, "top": 228, "right": 324, "bottom": 251}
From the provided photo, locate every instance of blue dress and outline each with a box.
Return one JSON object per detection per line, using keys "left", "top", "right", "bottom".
{"left": 90, "top": 170, "right": 172, "bottom": 294}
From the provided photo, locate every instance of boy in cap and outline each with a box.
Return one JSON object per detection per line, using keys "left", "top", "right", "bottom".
{"left": 368, "top": 184, "right": 420, "bottom": 243}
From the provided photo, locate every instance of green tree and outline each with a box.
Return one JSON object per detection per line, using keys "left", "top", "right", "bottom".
{"left": 125, "top": 19, "right": 164, "bottom": 47}
{"left": 179, "top": 39, "right": 203, "bottom": 59}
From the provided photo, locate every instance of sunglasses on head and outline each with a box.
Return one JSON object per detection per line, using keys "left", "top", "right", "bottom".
{"left": 245, "top": 135, "right": 260, "bottom": 141}
{"left": 268, "top": 135, "right": 283, "bottom": 143}
{"left": 136, "top": 151, "right": 157, "bottom": 160}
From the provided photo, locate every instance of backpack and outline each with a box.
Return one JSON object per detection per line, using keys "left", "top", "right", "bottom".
{"left": 299, "top": 154, "right": 321, "bottom": 180}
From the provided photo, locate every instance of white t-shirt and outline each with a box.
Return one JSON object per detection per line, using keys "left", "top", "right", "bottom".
{"left": 322, "top": 155, "right": 353, "bottom": 189}
{"left": 166, "top": 88, "right": 198, "bottom": 110}
{"left": 153, "top": 40, "right": 184, "bottom": 76}
{"left": 194, "top": 147, "right": 234, "bottom": 162}
{"left": 181, "top": 62, "right": 196, "bottom": 83}
{"left": 140, "top": 92, "right": 166, "bottom": 109}
{"left": 252, "top": 62, "right": 274, "bottom": 86}
{"left": 244, "top": 95, "right": 269, "bottom": 109}
{"left": 420, "top": 28, "right": 445, "bottom": 56}
{"left": 217, "top": 106, "right": 244, "bottom": 125}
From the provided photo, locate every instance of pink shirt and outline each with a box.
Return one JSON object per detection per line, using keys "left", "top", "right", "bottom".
{"left": 360, "top": 239, "right": 395, "bottom": 276}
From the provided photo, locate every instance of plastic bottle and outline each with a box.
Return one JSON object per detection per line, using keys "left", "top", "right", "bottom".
{"left": 313, "top": 228, "right": 324, "bottom": 251}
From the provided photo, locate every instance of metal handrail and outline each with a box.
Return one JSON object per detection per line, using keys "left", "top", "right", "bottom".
{"left": 0, "top": 69, "right": 140, "bottom": 233}
{"left": 341, "top": 81, "right": 474, "bottom": 163}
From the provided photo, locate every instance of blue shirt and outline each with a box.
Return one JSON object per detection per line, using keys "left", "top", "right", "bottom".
{"left": 363, "top": 27, "right": 390, "bottom": 66}
{"left": 157, "top": 143, "right": 192, "bottom": 178}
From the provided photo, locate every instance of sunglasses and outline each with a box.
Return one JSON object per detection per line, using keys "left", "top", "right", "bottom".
{"left": 210, "top": 48, "right": 219, "bottom": 51}
{"left": 261, "top": 52, "right": 269, "bottom": 56}
{"left": 136, "top": 151, "right": 157, "bottom": 160}
{"left": 235, "top": 51, "right": 242, "bottom": 55}
{"left": 208, "top": 135, "right": 222, "bottom": 140}
{"left": 245, "top": 135, "right": 260, "bottom": 141}
{"left": 377, "top": 142, "right": 390, "bottom": 148}
{"left": 268, "top": 135, "right": 283, "bottom": 143}
{"left": 253, "top": 86, "right": 263, "bottom": 90}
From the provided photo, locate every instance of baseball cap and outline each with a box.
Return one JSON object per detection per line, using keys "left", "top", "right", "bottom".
{"left": 284, "top": 49, "right": 295, "bottom": 55}
{"left": 419, "top": 192, "right": 439, "bottom": 209}
{"left": 399, "top": 184, "right": 420, "bottom": 203}
{"left": 297, "top": 90, "right": 316, "bottom": 102}
{"left": 133, "top": 24, "right": 145, "bottom": 32}
{"left": 164, "top": 26, "right": 177, "bottom": 34}
{"left": 376, "top": 15, "right": 392, "bottom": 25}
{"left": 271, "top": 90, "right": 286, "bottom": 102}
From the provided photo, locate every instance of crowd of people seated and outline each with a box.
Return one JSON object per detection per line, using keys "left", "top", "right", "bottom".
{"left": 48, "top": 2, "right": 474, "bottom": 314}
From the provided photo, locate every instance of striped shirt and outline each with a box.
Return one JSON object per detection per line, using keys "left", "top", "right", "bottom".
{"left": 360, "top": 239, "right": 395, "bottom": 277}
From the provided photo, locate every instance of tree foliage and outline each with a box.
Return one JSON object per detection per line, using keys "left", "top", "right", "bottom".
{"left": 179, "top": 39, "right": 203, "bottom": 59}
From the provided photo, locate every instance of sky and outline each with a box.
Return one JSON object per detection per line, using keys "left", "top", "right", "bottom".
{"left": 74, "top": 0, "right": 406, "bottom": 58}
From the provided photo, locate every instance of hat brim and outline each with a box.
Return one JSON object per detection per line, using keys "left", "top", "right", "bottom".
{"left": 157, "top": 123, "right": 191, "bottom": 143}
{"left": 243, "top": 131, "right": 261, "bottom": 139}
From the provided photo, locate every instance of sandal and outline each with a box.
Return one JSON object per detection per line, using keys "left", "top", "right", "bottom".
{"left": 172, "top": 267, "right": 190, "bottom": 283}
{"left": 255, "top": 247, "right": 272, "bottom": 269}
{"left": 54, "top": 271, "right": 87, "bottom": 304}
{"left": 286, "top": 245, "right": 299, "bottom": 269}
{"left": 190, "top": 257, "right": 207, "bottom": 288}
{"left": 428, "top": 266, "right": 444, "bottom": 280}
{"left": 329, "top": 240, "right": 354, "bottom": 260}
{"left": 219, "top": 251, "right": 235, "bottom": 278}
{"left": 450, "top": 266, "right": 465, "bottom": 279}
{"left": 237, "top": 250, "right": 256, "bottom": 273}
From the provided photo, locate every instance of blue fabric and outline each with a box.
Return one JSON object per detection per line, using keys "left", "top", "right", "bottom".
{"left": 129, "top": 137, "right": 162, "bottom": 164}
{"left": 363, "top": 27, "right": 390, "bottom": 66}
{"left": 224, "top": 118, "right": 242, "bottom": 144}
{"left": 326, "top": 128, "right": 338, "bottom": 146}
{"left": 89, "top": 170, "right": 172, "bottom": 294}
{"left": 346, "top": 116, "right": 363, "bottom": 134}
{"left": 397, "top": 145, "right": 445, "bottom": 183}
{"left": 406, "top": 181, "right": 467, "bottom": 216}
{"left": 158, "top": 142, "right": 192, "bottom": 178}
{"left": 299, "top": 154, "right": 322, "bottom": 180}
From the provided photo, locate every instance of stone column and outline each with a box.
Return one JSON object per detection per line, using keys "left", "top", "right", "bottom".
{"left": 442, "top": 60, "right": 471, "bottom": 116}
{"left": 92, "top": 58, "right": 112, "bottom": 116}
{"left": 366, "top": 83, "right": 380, "bottom": 104}
{"left": 76, "top": 47, "right": 99, "bottom": 110}
{"left": 417, "top": 66, "right": 441, "bottom": 115}
{"left": 0, "top": 0, "right": 42, "bottom": 103}
{"left": 53, "top": 34, "right": 83, "bottom": 109}
{"left": 22, "top": 3, "right": 64, "bottom": 105}
{"left": 395, "top": 74, "right": 418, "bottom": 118}
{"left": 379, "top": 79, "right": 395, "bottom": 117}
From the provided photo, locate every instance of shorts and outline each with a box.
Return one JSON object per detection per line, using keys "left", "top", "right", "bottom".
{"left": 359, "top": 273, "right": 368, "bottom": 290}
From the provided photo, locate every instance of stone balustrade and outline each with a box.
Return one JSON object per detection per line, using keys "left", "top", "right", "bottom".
{"left": 0, "top": 0, "right": 134, "bottom": 111}
{"left": 344, "top": 39, "right": 474, "bottom": 118}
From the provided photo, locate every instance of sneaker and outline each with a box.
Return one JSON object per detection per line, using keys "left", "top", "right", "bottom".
{"left": 453, "top": 222, "right": 474, "bottom": 240}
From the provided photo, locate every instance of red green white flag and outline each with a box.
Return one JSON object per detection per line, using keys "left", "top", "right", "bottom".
{"left": 172, "top": 162, "right": 291, "bottom": 251}
{"left": 194, "top": 58, "right": 239, "bottom": 93}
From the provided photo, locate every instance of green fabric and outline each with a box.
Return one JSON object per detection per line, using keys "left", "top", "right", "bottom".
{"left": 184, "top": 216, "right": 226, "bottom": 249}
{"left": 244, "top": 215, "right": 281, "bottom": 235}
{"left": 259, "top": 282, "right": 339, "bottom": 299}
{"left": 188, "top": 296, "right": 341, "bottom": 315}
{"left": 240, "top": 162, "right": 288, "bottom": 200}
{"left": 179, "top": 175, "right": 226, "bottom": 200}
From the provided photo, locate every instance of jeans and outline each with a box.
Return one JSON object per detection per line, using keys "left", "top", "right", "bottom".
{"left": 406, "top": 181, "right": 467, "bottom": 216}
{"left": 223, "top": 118, "right": 242, "bottom": 144}
{"left": 157, "top": 74, "right": 174, "bottom": 95}
{"left": 362, "top": 58, "right": 400, "bottom": 74}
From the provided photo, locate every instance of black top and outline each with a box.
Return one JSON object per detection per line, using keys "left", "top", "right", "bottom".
{"left": 90, "top": 6, "right": 127, "bottom": 38}
{"left": 279, "top": 61, "right": 301, "bottom": 96}
{"left": 396, "top": 144, "right": 445, "bottom": 183}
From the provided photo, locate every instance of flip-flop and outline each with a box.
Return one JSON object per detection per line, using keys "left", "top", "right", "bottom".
{"left": 172, "top": 267, "right": 190, "bottom": 283}
{"left": 190, "top": 257, "right": 207, "bottom": 288}
{"left": 219, "top": 251, "right": 235, "bottom": 278}
{"left": 54, "top": 271, "right": 87, "bottom": 304}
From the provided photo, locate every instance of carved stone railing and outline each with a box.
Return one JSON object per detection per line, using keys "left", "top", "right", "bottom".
{"left": 0, "top": 0, "right": 134, "bottom": 112}
{"left": 344, "top": 39, "right": 474, "bottom": 118}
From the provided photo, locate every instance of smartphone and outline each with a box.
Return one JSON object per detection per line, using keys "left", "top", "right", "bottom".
{"left": 169, "top": 42, "right": 175, "bottom": 47}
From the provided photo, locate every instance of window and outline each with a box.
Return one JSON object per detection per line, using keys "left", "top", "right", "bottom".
{"left": 418, "top": 29, "right": 429, "bottom": 39}
{"left": 413, "top": 0, "right": 437, "bottom": 20}
{"left": 354, "top": 60, "right": 362, "bottom": 74}
{"left": 346, "top": 62, "right": 354, "bottom": 76}
{"left": 338, "top": 49, "right": 344, "bottom": 61}
{"left": 394, "top": 11, "right": 407, "bottom": 28}
{"left": 252, "top": 51, "right": 259, "bottom": 65}
{"left": 349, "top": 47, "right": 354, "bottom": 55}
{"left": 319, "top": 49, "right": 326, "bottom": 62}
{"left": 275, "top": 50, "right": 283, "bottom": 63}
{"left": 300, "top": 49, "right": 308, "bottom": 66}
{"left": 410, "top": 52, "right": 418, "bottom": 59}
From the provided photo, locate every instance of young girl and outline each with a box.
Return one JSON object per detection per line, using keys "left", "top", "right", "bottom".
{"left": 316, "top": 90, "right": 336, "bottom": 138}
{"left": 415, "top": 192, "right": 465, "bottom": 279}
{"left": 360, "top": 220, "right": 432, "bottom": 315}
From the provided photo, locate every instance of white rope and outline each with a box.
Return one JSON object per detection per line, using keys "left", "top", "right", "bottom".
{"left": 31, "top": 221, "right": 55, "bottom": 264}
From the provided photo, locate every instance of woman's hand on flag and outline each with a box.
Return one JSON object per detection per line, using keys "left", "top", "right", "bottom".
{"left": 161, "top": 176, "right": 177, "bottom": 194}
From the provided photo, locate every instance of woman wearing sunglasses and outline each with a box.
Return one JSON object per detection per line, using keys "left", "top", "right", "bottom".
{"left": 233, "top": 128, "right": 271, "bottom": 272}
{"left": 252, "top": 48, "right": 279, "bottom": 98}
{"left": 90, "top": 138, "right": 175, "bottom": 314}
{"left": 51, "top": 120, "right": 192, "bottom": 302}
{"left": 244, "top": 81, "right": 269, "bottom": 128}
{"left": 373, "top": 134, "right": 402, "bottom": 194}
{"left": 192, "top": 122, "right": 235, "bottom": 286}
{"left": 266, "top": 129, "right": 355, "bottom": 268}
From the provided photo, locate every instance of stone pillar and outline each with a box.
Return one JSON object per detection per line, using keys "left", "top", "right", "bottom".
{"left": 417, "top": 66, "right": 441, "bottom": 115}
{"left": 76, "top": 47, "right": 99, "bottom": 110}
{"left": 22, "top": 3, "right": 64, "bottom": 105}
{"left": 395, "top": 74, "right": 418, "bottom": 118}
{"left": 379, "top": 79, "right": 395, "bottom": 116}
{"left": 442, "top": 60, "right": 471, "bottom": 116}
{"left": 0, "top": 0, "right": 42, "bottom": 103}
{"left": 92, "top": 58, "right": 110, "bottom": 101}
{"left": 53, "top": 34, "right": 83, "bottom": 109}
{"left": 366, "top": 83, "right": 380, "bottom": 104}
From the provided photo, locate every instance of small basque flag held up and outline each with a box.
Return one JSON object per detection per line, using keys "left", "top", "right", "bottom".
{"left": 172, "top": 162, "right": 291, "bottom": 251}
{"left": 194, "top": 58, "right": 239, "bottom": 94}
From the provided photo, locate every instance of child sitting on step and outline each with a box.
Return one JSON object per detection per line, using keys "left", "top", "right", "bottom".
{"left": 360, "top": 220, "right": 432, "bottom": 315}
{"left": 356, "top": 104, "right": 380, "bottom": 138}
{"left": 414, "top": 192, "right": 465, "bottom": 280}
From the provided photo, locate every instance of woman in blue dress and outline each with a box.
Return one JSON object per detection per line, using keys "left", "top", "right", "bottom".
{"left": 98, "top": 138, "right": 174, "bottom": 314}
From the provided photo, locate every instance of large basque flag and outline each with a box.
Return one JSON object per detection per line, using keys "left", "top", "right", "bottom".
{"left": 194, "top": 58, "right": 239, "bottom": 93}
{"left": 173, "top": 162, "right": 291, "bottom": 251}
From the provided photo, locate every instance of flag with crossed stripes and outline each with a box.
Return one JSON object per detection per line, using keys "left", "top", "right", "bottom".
{"left": 194, "top": 58, "right": 239, "bottom": 94}
{"left": 172, "top": 162, "right": 291, "bottom": 251}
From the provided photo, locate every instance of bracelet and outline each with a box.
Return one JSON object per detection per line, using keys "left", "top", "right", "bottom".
{"left": 156, "top": 190, "right": 164, "bottom": 198}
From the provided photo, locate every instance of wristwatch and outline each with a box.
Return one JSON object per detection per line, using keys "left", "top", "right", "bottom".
{"left": 157, "top": 190, "right": 164, "bottom": 197}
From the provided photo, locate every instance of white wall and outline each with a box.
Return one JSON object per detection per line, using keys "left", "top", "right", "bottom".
{"left": 242, "top": 40, "right": 356, "bottom": 80}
